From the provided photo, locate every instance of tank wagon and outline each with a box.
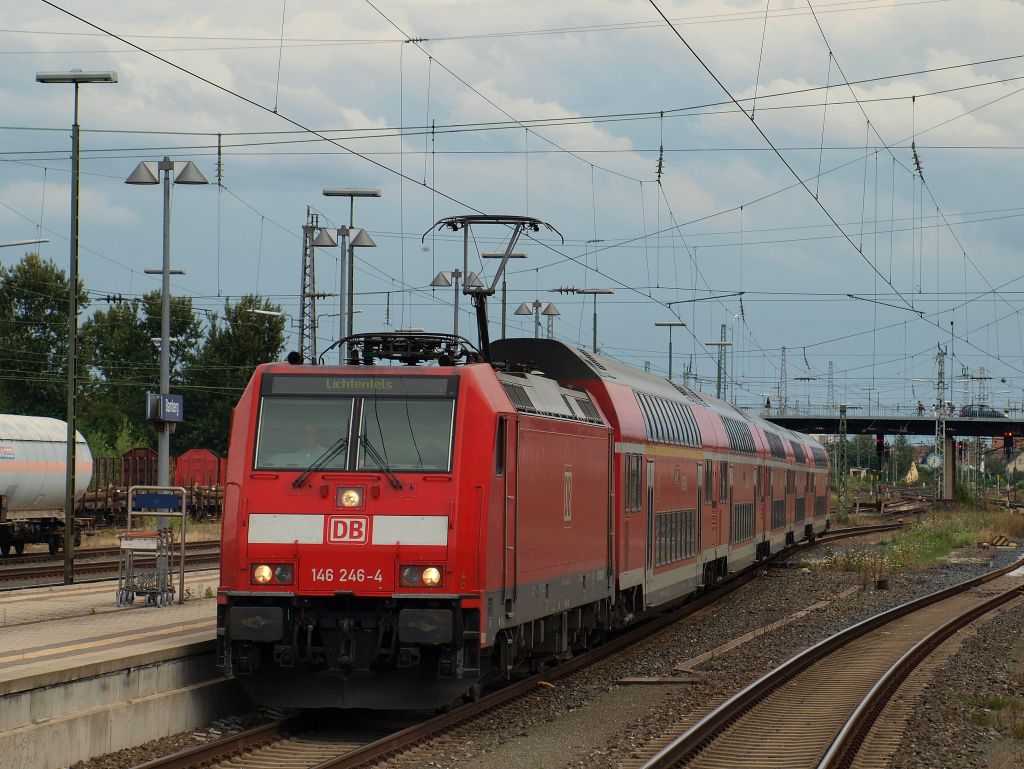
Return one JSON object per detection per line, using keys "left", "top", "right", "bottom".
{"left": 216, "top": 332, "right": 830, "bottom": 710}
{"left": 0, "top": 414, "right": 92, "bottom": 556}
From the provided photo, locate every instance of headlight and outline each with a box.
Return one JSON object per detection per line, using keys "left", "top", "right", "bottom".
{"left": 400, "top": 565, "right": 443, "bottom": 588}
{"left": 337, "top": 486, "right": 364, "bottom": 509}
{"left": 250, "top": 563, "right": 294, "bottom": 586}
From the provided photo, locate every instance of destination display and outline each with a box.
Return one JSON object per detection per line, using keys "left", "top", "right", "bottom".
{"left": 264, "top": 374, "right": 458, "bottom": 398}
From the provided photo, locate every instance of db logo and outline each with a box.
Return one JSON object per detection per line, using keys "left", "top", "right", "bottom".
{"left": 328, "top": 515, "right": 369, "bottom": 544}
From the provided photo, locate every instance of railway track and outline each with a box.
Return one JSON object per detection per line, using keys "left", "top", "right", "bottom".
{"left": 631, "top": 554, "right": 1024, "bottom": 769}
{"left": 0, "top": 539, "right": 221, "bottom": 566}
{"left": 0, "top": 540, "right": 222, "bottom": 586}
{"left": 127, "top": 523, "right": 902, "bottom": 769}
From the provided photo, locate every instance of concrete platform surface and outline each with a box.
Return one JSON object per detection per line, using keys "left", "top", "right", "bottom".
{"left": 0, "top": 569, "right": 219, "bottom": 694}
{"left": 0, "top": 569, "right": 238, "bottom": 769}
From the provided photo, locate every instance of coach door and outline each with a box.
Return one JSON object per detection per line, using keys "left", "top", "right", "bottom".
{"left": 501, "top": 416, "right": 518, "bottom": 613}
{"left": 645, "top": 458, "right": 655, "bottom": 582}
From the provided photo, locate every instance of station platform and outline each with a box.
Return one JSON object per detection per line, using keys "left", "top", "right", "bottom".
{"left": 0, "top": 570, "right": 246, "bottom": 769}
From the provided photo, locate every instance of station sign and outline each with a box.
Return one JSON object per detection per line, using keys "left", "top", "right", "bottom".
{"left": 146, "top": 392, "right": 185, "bottom": 422}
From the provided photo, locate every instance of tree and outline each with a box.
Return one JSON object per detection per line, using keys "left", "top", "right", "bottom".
{"left": 176, "top": 295, "right": 285, "bottom": 454}
{"left": 0, "top": 252, "right": 88, "bottom": 417}
{"left": 79, "top": 291, "right": 203, "bottom": 452}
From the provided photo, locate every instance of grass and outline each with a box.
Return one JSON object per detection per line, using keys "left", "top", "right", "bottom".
{"left": 814, "top": 506, "right": 1024, "bottom": 583}
{"left": 967, "top": 695, "right": 1024, "bottom": 736}
{"left": 84, "top": 520, "right": 222, "bottom": 548}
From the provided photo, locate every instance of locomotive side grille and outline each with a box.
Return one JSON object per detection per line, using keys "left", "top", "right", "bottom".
{"left": 795, "top": 496, "right": 806, "bottom": 522}
{"left": 570, "top": 396, "right": 602, "bottom": 422}
{"left": 635, "top": 392, "right": 702, "bottom": 448}
{"left": 771, "top": 498, "right": 785, "bottom": 529}
{"left": 502, "top": 382, "right": 535, "bottom": 411}
{"left": 765, "top": 431, "right": 788, "bottom": 461}
{"left": 731, "top": 502, "right": 755, "bottom": 542}
{"left": 721, "top": 415, "right": 756, "bottom": 454}
{"left": 654, "top": 508, "right": 697, "bottom": 567}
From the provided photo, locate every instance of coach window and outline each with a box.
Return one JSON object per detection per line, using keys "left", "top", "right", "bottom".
{"left": 719, "top": 460, "right": 728, "bottom": 500}
{"left": 255, "top": 396, "right": 353, "bottom": 470}
{"left": 632, "top": 454, "right": 643, "bottom": 511}
{"left": 704, "top": 460, "right": 713, "bottom": 504}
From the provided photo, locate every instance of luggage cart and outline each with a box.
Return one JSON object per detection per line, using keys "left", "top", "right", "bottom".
{"left": 115, "top": 486, "right": 187, "bottom": 607}
{"left": 115, "top": 528, "right": 175, "bottom": 607}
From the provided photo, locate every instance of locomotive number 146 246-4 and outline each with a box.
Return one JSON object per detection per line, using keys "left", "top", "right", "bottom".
{"left": 310, "top": 567, "right": 384, "bottom": 584}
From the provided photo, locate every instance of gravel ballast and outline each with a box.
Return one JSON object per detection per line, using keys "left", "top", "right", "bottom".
{"left": 72, "top": 543, "right": 1024, "bottom": 769}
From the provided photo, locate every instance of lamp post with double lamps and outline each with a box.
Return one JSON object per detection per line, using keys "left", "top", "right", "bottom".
{"left": 322, "top": 188, "right": 380, "bottom": 360}
{"left": 126, "top": 157, "right": 208, "bottom": 526}
{"left": 36, "top": 69, "right": 117, "bottom": 585}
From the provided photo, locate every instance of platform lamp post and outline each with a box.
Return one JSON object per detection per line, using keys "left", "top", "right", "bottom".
{"left": 542, "top": 302, "right": 560, "bottom": 339}
{"left": 515, "top": 300, "right": 544, "bottom": 338}
{"left": 36, "top": 69, "right": 117, "bottom": 586}
{"left": 431, "top": 269, "right": 484, "bottom": 338}
{"left": 322, "top": 188, "right": 380, "bottom": 361}
{"left": 654, "top": 321, "right": 687, "bottom": 380}
{"left": 126, "top": 157, "right": 208, "bottom": 528}
{"left": 551, "top": 286, "right": 614, "bottom": 353}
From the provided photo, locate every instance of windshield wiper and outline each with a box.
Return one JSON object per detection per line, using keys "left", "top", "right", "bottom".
{"left": 292, "top": 436, "right": 349, "bottom": 488}
{"left": 360, "top": 433, "right": 403, "bottom": 490}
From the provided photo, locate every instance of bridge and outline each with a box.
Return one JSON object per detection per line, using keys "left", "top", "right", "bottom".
{"left": 765, "top": 413, "right": 1023, "bottom": 439}
{"left": 763, "top": 409, "right": 1023, "bottom": 503}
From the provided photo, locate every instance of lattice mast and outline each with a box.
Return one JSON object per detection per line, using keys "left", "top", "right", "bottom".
{"left": 934, "top": 347, "right": 946, "bottom": 498}
{"left": 778, "top": 346, "right": 788, "bottom": 415}
{"left": 827, "top": 360, "right": 835, "bottom": 410}
{"left": 298, "top": 207, "right": 318, "bottom": 363}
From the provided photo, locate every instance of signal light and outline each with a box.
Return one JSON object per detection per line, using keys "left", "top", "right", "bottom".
{"left": 875, "top": 435, "right": 885, "bottom": 457}
{"left": 957, "top": 441, "right": 965, "bottom": 461}
{"left": 1005, "top": 432, "right": 1014, "bottom": 458}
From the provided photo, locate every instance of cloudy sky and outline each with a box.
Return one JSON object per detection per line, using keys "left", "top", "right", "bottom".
{"left": 3, "top": 0, "right": 1024, "bottom": 414}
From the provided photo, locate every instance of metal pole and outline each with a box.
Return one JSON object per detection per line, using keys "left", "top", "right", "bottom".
{"left": 501, "top": 277, "right": 507, "bottom": 338}
{"left": 338, "top": 229, "right": 347, "bottom": 364}
{"left": 592, "top": 294, "right": 598, "bottom": 353}
{"left": 453, "top": 269, "right": 461, "bottom": 338}
{"left": 534, "top": 301, "right": 541, "bottom": 339}
{"left": 157, "top": 156, "right": 172, "bottom": 529}
{"left": 667, "top": 327, "right": 673, "bottom": 380}
{"left": 64, "top": 83, "right": 80, "bottom": 585}
{"left": 347, "top": 199, "right": 355, "bottom": 340}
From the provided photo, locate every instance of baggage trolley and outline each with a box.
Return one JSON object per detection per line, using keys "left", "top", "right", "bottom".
{"left": 115, "top": 528, "right": 175, "bottom": 607}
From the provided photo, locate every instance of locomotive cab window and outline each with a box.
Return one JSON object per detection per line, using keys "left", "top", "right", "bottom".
{"left": 254, "top": 396, "right": 353, "bottom": 470}
{"left": 359, "top": 398, "right": 455, "bottom": 473}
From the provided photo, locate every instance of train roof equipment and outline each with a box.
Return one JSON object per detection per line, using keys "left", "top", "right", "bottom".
{"left": 422, "top": 215, "right": 563, "bottom": 361}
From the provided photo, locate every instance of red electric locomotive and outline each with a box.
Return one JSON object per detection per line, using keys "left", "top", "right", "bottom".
{"left": 216, "top": 216, "right": 830, "bottom": 710}
{"left": 216, "top": 332, "right": 829, "bottom": 709}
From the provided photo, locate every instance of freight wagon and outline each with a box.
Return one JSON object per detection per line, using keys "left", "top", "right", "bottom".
{"left": 0, "top": 414, "right": 92, "bottom": 556}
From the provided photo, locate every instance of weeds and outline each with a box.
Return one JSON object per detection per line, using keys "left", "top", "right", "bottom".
{"left": 814, "top": 508, "right": 1021, "bottom": 582}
